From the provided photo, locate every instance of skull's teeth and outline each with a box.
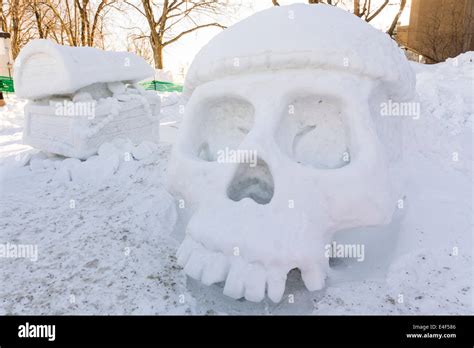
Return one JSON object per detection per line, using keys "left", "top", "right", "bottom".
{"left": 242, "top": 263, "right": 266, "bottom": 302}
{"left": 201, "top": 252, "right": 229, "bottom": 286}
{"left": 301, "top": 267, "right": 325, "bottom": 291}
{"left": 179, "top": 236, "right": 230, "bottom": 286}
{"left": 266, "top": 271, "right": 287, "bottom": 303}
{"left": 177, "top": 237, "right": 324, "bottom": 303}
{"left": 183, "top": 249, "right": 206, "bottom": 280}
{"left": 222, "top": 257, "right": 246, "bottom": 300}
{"left": 176, "top": 237, "right": 197, "bottom": 267}
{"left": 222, "top": 259, "right": 286, "bottom": 303}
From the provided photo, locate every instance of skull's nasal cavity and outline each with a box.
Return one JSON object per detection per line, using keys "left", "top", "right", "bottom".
{"left": 226, "top": 159, "right": 274, "bottom": 205}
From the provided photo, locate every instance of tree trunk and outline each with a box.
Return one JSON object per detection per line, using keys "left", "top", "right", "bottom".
{"left": 354, "top": 0, "right": 361, "bottom": 17}
{"left": 135, "top": 0, "right": 227, "bottom": 70}
{"left": 11, "top": 0, "right": 20, "bottom": 59}
{"left": 152, "top": 40, "right": 163, "bottom": 69}
{"left": 387, "top": 0, "right": 407, "bottom": 37}
{"left": 75, "top": 0, "right": 87, "bottom": 46}
{"left": 0, "top": 1, "right": 6, "bottom": 32}
{"left": 33, "top": 1, "right": 45, "bottom": 39}
{"left": 90, "top": 0, "right": 108, "bottom": 47}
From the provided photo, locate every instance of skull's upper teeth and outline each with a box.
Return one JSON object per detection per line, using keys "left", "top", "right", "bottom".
{"left": 177, "top": 236, "right": 325, "bottom": 303}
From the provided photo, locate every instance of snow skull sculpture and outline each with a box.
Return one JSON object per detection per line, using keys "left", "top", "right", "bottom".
{"left": 167, "top": 4, "right": 415, "bottom": 302}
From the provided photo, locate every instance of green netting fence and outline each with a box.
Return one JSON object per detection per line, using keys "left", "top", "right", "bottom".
{"left": 0, "top": 76, "right": 14, "bottom": 93}
{"left": 141, "top": 80, "right": 183, "bottom": 92}
{"left": 0, "top": 76, "right": 182, "bottom": 94}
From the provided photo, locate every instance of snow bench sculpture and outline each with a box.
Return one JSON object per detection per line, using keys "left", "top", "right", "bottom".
{"left": 167, "top": 4, "right": 415, "bottom": 302}
{"left": 14, "top": 40, "right": 160, "bottom": 159}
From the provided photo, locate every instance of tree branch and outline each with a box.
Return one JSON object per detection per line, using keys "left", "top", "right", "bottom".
{"left": 163, "top": 22, "right": 225, "bottom": 46}
{"left": 366, "top": 0, "right": 389, "bottom": 22}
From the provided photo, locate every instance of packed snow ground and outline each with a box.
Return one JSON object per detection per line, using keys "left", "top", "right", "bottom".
{"left": 0, "top": 55, "right": 472, "bottom": 314}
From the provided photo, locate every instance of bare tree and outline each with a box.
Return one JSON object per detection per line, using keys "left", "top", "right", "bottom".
{"left": 29, "top": 0, "right": 60, "bottom": 40}
{"left": 39, "top": 0, "right": 116, "bottom": 47}
{"left": 0, "top": 1, "right": 38, "bottom": 59}
{"left": 416, "top": 4, "right": 473, "bottom": 63}
{"left": 386, "top": 0, "right": 406, "bottom": 37}
{"left": 126, "top": 0, "right": 228, "bottom": 69}
{"left": 1, "top": 0, "right": 118, "bottom": 56}
{"left": 271, "top": 0, "right": 400, "bottom": 25}
{"left": 127, "top": 32, "right": 154, "bottom": 65}
{"left": 0, "top": 1, "right": 6, "bottom": 32}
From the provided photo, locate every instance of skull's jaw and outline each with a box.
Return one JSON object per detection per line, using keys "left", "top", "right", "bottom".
{"left": 177, "top": 235, "right": 327, "bottom": 303}
{"left": 176, "top": 205, "right": 330, "bottom": 303}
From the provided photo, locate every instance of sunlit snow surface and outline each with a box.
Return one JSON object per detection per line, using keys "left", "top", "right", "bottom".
{"left": 0, "top": 56, "right": 472, "bottom": 314}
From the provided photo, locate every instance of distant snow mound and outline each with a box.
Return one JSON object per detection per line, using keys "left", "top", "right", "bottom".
{"left": 154, "top": 69, "right": 174, "bottom": 83}
{"left": 184, "top": 4, "right": 415, "bottom": 101}
{"left": 415, "top": 51, "right": 473, "bottom": 135}
{"left": 442, "top": 51, "right": 474, "bottom": 77}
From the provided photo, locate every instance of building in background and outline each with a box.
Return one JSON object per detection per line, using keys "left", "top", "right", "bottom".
{"left": 396, "top": 0, "right": 474, "bottom": 63}
{"left": 0, "top": 32, "right": 13, "bottom": 77}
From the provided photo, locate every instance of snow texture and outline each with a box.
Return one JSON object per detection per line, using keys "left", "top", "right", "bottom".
{"left": 184, "top": 4, "right": 415, "bottom": 101}
{"left": 23, "top": 84, "right": 161, "bottom": 159}
{"left": 14, "top": 39, "right": 154, "bottom": 100}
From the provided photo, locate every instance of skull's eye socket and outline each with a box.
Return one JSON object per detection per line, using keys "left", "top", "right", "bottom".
{"left": 276, "top": 95, "right": 350, "bottom": 169}
{"left": 192, "top": 97, "right": 255, "bottom": 162}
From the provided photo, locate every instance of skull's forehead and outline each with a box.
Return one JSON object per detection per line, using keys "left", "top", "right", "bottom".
{"left": 187, "top": 69, "right": 375, "bottom": 109}
{"left": 184, "top": 4, "right": 415, "bottom": 101}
